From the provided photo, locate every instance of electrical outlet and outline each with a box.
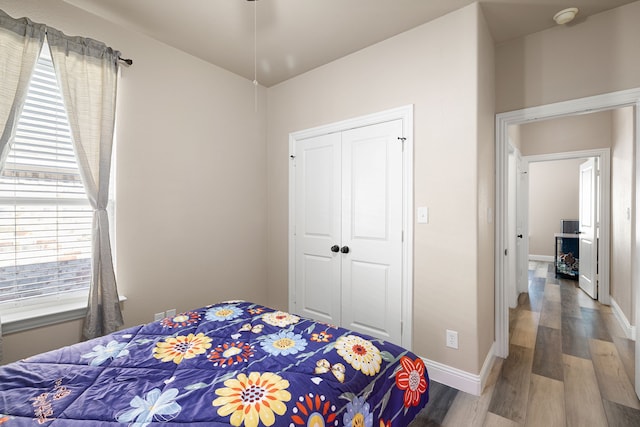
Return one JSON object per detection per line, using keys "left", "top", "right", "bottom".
{"left": 154, "top": 312, "right": 165, "bottom": 321}
{"left": 166, "top": 309, "right": 176, "bottom": 318}
{"left": 446, "top": 329, "right": 458, "bottom": 349}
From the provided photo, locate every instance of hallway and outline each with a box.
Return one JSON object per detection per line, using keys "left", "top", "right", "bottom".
{"left": 412, "top": 261, "right": 640, "bottom": 426}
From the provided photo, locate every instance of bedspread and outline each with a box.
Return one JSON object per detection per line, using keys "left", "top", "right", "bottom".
{"left": 0, "top": 301, "right": 429, "bottom": 426}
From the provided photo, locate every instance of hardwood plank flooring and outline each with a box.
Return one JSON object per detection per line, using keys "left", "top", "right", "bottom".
{"left": 613, "top": 336, "right": 636, "bottom": 386}
{"left": 602, "top": 399, "right": 640, "bottom": 426}
{"left": 411, "top": 261, "right": 640, "bottom": 426}
{"left": 539, "top": 299, "right": 561, "bottom": 329}
{"left": 589, "top": 339, "right": 640, "bottom": 410}
{"left": 561, "top": 314, "right": 591, "bottom": 359}
{"left": 510, "top": 310, "right": 540, "bottom": 349}
{"left": 441, "top": 358, "right": 504, "bottom": 427}
{"left": 487, "top": 344, "right": 533, "bottom": 424}
{"left": 531, "top": 326, "right": 563, "bottom": 381}
{"left": 524, "top": 374, "right": 565, "bottom": 427}
{"left": 563, "top": 353, "right": 608, "bottom": 426}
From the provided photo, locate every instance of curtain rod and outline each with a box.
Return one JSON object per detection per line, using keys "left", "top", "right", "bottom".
{"left": 40, "top": 29, "right": 133, "bottom": 66}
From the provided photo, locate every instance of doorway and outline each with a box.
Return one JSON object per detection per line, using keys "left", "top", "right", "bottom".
{"left": 495, "top": 88, "right": 640, "bottom": 398}
{"left": 521, "top": 150, "right": 610, "bottom": 304}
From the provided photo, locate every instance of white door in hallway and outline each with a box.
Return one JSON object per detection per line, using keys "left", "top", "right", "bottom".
{"left": 579, "top": 157, "right": 598, "bottom": 299}
{"left": 294, "top": 120, "right": 404, "bottom": 345}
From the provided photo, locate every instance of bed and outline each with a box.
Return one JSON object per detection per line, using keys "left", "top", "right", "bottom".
{"left": 0, "top": 300, "right": 429, "bottom": 426}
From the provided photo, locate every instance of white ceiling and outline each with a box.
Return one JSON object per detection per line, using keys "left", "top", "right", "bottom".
{"left": 62, "top": 0, "right": 636, "bottom": 87}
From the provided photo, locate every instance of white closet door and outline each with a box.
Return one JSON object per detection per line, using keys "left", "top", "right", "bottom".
{"left": 341, "top": 119, "right": 403, "bottom": 344}
{"left": 294, "top": 133, "right": 342, "bottom": 325}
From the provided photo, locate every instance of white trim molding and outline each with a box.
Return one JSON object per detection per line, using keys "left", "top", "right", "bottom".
{"left": 423, "top": 343, "right": 496, "bottom": 396}
{"left": 611, "top": 297, "right": 636, "bottom": 341}
{"left": 529, "top": 255, "right": 554, "bottom": 263}
{"left": 2, "top": 295, "right": 127, "bottom": 335}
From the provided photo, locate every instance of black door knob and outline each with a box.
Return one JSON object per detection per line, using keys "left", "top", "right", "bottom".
{"left": 330, "top": 245, "right": 340, "bottom": 253}
{"left": 340, "top": 246, "right": 350, "bottom": 254}
{"left": 517, "top": 234, "right": 523, "bottom": 238}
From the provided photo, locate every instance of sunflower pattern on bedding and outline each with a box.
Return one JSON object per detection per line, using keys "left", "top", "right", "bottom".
{"left": 0, "top": 301, "right": 429, "bottom": 426}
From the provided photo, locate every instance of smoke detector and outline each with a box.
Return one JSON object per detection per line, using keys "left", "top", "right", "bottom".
{"left": 554, "top": 7, "right": 578, "bottom": 25}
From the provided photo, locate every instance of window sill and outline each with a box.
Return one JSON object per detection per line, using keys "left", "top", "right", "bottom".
{"left": 1, "top": 295, "right": 127, "bottom": 335}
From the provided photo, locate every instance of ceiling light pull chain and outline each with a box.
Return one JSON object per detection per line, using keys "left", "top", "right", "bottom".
{"left": 253, "top": 0, "right": 258, "bottom": 112}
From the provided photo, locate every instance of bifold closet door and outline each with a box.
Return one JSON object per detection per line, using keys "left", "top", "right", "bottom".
{"left": 294, "top": 119, "right": 403, "bottom": 344}
{"left": 340, "top": 120, "right": 403, "bottom": 343}
{"left": 294, "top": 132, "right": 342, "bottom": 326}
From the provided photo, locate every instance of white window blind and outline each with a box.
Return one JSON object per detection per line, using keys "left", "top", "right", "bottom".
{"left": 0, "top": 42, "right": 92, "bottom": 307}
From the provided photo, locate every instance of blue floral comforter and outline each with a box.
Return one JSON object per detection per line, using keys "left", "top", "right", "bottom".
{"left": 0, "top": 301, "right": 429, "bottom": 426}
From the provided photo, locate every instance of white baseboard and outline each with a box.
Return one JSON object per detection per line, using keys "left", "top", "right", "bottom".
{"left": 422, "top": 343, "right": 495, "bottom": 396}
{"left": 610, "top": 297, "right": 636, "bottom": 341}
{"left": 529, "top": 254, "right": 554, "bottom": 263}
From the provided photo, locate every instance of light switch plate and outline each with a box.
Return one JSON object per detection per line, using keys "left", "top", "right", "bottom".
{"left": 417, "top": 206, "right": 428, "bottom": 224}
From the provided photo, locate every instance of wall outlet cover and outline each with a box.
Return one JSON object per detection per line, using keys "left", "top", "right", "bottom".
{"left": 446, "top": 329, "right": 459, "bottom": 349}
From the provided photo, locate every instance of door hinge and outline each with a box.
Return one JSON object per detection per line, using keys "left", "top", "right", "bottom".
{"left": 290, "top": 154, "right": 296, "bottom": 166}
{"left": 505, "top": 249, "right": 508, "bottom": 256}
{"left": 397, "top": 137, "right": 406, "bottom": 150}
{"left": 401, "top": 230, "right": 404, "bottom": 242}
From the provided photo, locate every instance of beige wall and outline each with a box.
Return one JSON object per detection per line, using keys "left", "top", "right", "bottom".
{"left": 528, "top": 159, "right": 582, "bottom": 257}
{"left": 496, "top": 1, "right": 640, "bottom": 113}
{"left": 611, "top": 106, "right": 635, "bottom": 323}
{"left": 476, "top": 6, "right": 496, "bottom": 375}
{"left": 1, "top": 0, "right": 268, "bottom": 363}
{"left": 267, "top": 3, "right": 494, "bottom": 374}
{"left": 518, "top": 111, "right": 613, "bottom": 156}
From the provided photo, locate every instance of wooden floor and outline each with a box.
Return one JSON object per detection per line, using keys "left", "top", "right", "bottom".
{"left": 410, "top": 261, "right": 640, "bottom": 426}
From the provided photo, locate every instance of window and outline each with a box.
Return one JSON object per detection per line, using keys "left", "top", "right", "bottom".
{"left": 0, "top": 42, "right": 92, "bottom": 309}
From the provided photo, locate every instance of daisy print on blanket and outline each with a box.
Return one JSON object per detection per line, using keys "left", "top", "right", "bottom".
{"left": 206, "top": 304, "right": 244, "bottom": 322}
{"left": 212, "top": 372, "right": 291, "bottom": 427}
{"left": 153, "top": 333, "right": 212, "bottom": 364}
{"left": 262, "top": 310, "right": 300, "bottom": 327}
{"left": 334, "top": 335, "right": 382, "bottom": 376}
{"left": 207, "top": 341, "right": 255, "bottom": 367}
{"left": 260, "top": 330, "right": 308, "bottom": 356}
{"left": 291, "top": 393, "right": 338, "bottom": 427}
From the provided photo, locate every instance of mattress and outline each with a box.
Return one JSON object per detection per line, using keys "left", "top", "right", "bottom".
{"left": 0, "top": 300, "right": 429, "bottom": 426}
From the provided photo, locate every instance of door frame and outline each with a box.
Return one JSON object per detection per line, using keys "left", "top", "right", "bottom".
{"left": 523, "top": 150, "right": 611, "bottom": 302}
{"left": 495, "top": 88, "right": 640, "bottom": 361}
{"left": 288, "top": 105, "right": 414, "bottom": 349}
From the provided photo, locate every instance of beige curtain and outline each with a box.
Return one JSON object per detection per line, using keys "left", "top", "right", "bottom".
{"left": 47, "top": 28, "right": 123, "bottom": 339}
{"left": 0, "top": 9, "right": 46, "bottom": 360}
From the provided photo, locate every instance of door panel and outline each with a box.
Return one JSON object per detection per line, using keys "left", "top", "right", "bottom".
{"left": 345, "top": 260, "right": 390, "bottom": 336}
{"left": 295, "top": 133, "right": 342, "bottom": 324}
{"left": 341, "top": 120, "right": 403, "bottom": 344}
{"left": 579, "top": 158, "right": 597, "bottom": 299}
{"left": 299, "top": 255, "right": 337, "bottom": 320}
{"left": 350, "top": 137, "right": 388, "bottom": 240}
